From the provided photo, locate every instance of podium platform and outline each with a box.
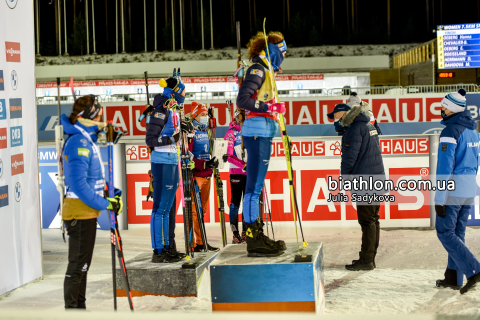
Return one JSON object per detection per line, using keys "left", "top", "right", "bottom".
{"left": 210, "top": 242, "right": 324, "bottom": 313}
{"left": 116, "top": 251, "right": 219, "bottom": 298}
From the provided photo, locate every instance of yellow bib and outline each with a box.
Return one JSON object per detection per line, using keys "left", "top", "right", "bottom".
{"left": 253, "top": 51, "right": 275, "bottom": 103}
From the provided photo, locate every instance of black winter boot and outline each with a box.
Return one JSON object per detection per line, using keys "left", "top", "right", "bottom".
{"left": 352, "top": 252, "right": 376, "bottom": 268}
{"left": 346, "top": 253, "right": 374, "bottom": 271}
{"left": 460, "top": 272, "right": 480, "bottom": 294}
{"left": 436, "top": 268, "right": 461, "bottom": 290}
{"left": 245, "top": 218, "right": 284, "bottom": 257}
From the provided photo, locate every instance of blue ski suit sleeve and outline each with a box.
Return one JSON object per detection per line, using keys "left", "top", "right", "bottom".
{"left": 236, "top": 64, "right": 269, "bottom": 113}
{"left": 63, "top": 134, "right": 109, "bottom": 211}
{"left": 435, "top": 110, "right": 480, "bottom": 205}
{"left": 146, "top": 99, "right": 174, "bottom": 148}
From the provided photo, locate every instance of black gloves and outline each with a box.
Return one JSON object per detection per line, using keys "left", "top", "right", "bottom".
{"left": 222, "top": 154, "right": 229, "bottom": 162}
{"left": 205, "top": 156, "right": 219, "bottom": 169}
{"left": 180, "top": 120, "right": 193, "bottom": 133}
{"left": 171, "top": 132, "right": 180, "bottom": 143}
{"left": 160, "top": 132, "right": 181, "bottom": 145}
{"left": 435, "top": 204, "right": 446, "bottom": 218}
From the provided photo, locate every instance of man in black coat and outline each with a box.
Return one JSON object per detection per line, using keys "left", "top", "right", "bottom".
{"left": 339, "top": 103, "right": 385, "bottom": 271}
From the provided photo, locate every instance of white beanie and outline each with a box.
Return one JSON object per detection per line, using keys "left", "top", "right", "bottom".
{"left": 441, "top": 89, "right": 467, "bottom": 113}
{"left": 346, "top": 92, "right": 361, "bottom": 107}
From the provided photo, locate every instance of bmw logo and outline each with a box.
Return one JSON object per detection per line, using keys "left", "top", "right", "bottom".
{"left": 11, "top": 70, "right": 18, "bottom": 90}
{"left": 5, "top": 0, "right": 18, "bottom": 9}
{"left": 14, "top": 182, "right": 21, "bottom": 202}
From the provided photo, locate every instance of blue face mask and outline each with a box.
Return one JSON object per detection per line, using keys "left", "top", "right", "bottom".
{"left": 199, "top": 116, "right": 209, "bottom": 126}
{"left": 267, "top": 42, "right": 285, "bottom": 72}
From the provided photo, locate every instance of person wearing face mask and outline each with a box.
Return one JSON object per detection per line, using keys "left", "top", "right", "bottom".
{"left": 61, "top": 95, "right": 123, "bottom": 309}
{"left": 327, "top": 103, "right": 351, "bottom": 136}
{"left": 434, "top": 89, "right": 480, "bottom": 294}
{"left": 146, "top": 77, "right": 191, "bottom": 263}
{"left": 235, "top": 31, "right": 287, "bottom": 257}
{"left": 187, "top": 102, "right": 220, "bottom": 252}
{"left": 223, "top": 109, "right": 247, "bottom": 244}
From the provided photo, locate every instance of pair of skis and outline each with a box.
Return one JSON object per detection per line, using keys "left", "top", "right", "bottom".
{"left": 206, "top": 106, "right": 227, "bottom": 247}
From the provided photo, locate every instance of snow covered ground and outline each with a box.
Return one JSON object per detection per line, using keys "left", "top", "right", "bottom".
{"left": 1, "top": 224, "right": 480, "bottom": 314}
{"left": 35, "top": 43, "right": 420, "bottom": 67}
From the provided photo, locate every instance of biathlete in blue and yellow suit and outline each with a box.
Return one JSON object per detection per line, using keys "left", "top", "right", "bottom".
{"left": 145, "top": 76, "right": 192, "bottom": 263}
{"left": 62, "top": 95, "right": 123, "bottom": 309}
{"left": 236, "top": 31, "right": 288, "bottom": 257}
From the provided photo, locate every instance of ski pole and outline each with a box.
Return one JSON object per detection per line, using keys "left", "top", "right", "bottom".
{"left": 106, "top": 123, "right": 118, "bottom": 310}
{"left": 55, "top": 78, "right": 66, "bottom": 242}
{"left": 263, "top": 186, "right": 275, "bottom": 241}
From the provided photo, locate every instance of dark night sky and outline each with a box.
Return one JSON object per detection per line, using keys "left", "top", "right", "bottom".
{"left": 35, "top": 0, "right": 480, "bottom": 56}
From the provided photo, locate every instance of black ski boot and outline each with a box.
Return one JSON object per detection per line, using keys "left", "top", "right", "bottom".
{"left": 352, "top": 252, "right": 376, "bottom": 269}
{"left": 260, "top": 222, "right": 286, "bottom": 250}
{"left": 163, "top": 248, "right": 184, "bottom": 263}
{"left": 232, "top": 231, "right": 244, "bottom": 244}
{"left": 436, "top": 268, "right": 461, "bottom": 290}
{"left": 193, "top": 244, "right": 204, "bottom": 252}
{"left": 207, "top": 243, "right": 220, "bottom": 252}
{"left": 151, "top": 249, "right": 167, "bottom": 263}
{"left": 460, "top": 272, "right": 480, "bottom": 294}
{"left": 245, "top": 218, "right": 284, "bottom": 257}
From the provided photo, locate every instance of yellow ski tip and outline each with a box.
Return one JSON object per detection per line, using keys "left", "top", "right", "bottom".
{"left": 186, "top": 255, "right": 191, "bottom": 261}
{"left": 302, "top": 241, "right": 308, "bottom": 248}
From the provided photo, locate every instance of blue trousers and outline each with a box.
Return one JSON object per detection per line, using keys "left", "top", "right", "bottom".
{"left": 243, "top": 136, "right": 272, "bottom": 224}
{"left": 436, "top": 197, "right": 480, "bottom": 285}
{"left": 150, "top": 162, "right": 179, "bottom": 251}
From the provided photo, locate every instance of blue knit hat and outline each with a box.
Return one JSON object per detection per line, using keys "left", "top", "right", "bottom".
{"left": 441, "top": 89, "right": 467, "bottom": 113}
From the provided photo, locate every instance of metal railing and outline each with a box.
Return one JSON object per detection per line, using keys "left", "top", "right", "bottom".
{"left": 393, "top": 39, "right": 437, "bottom": 68}
{"left": 35, "top": 84, "right": 480, "bottom": 105}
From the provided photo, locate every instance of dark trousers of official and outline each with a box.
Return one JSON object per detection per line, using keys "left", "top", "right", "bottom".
{"left": 357, "top": 203, "right": 380, "bottom": 263}
{"left": 64, "top": 218, "right": 97, "bottom": 309}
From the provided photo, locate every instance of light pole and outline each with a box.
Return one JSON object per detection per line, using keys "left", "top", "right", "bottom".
{"left": 92, "top": 0, "right": 97, "bottom": 55}
{"left": 64, "top": 0, "right": 69, "bottom": 56}
{"left": 171, "top": 0, "right": 175, "bottom": 51}
{"left": 210, "top": 0, "right": 213, "bottom": 49}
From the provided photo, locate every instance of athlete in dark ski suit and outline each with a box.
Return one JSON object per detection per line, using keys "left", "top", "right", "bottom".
{"left": 145, "top": 77, "right": 190, "bottom": 263}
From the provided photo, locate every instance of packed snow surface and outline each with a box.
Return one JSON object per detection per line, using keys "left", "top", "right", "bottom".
{"left": 1, "top": 225, "right": 480, "bottom": 314}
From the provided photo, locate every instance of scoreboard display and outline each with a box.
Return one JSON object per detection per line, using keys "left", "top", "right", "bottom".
{"left": 437, "top": 23, "right": 480, "bottom": 69}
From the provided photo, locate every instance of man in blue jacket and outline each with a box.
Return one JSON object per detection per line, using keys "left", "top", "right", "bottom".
{"left": 434, "top": 89, "right": 480, "bottom": 294}
{"left": 339, "top": 103, "right": 385, "bottom": 271}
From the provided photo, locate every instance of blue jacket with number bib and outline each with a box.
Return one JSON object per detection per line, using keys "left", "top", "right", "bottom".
{"left": 61, "top": 114, "right": 110, "bottom": 212}
{"left": 435, "top": 110, "right": 479, "bottom": 205}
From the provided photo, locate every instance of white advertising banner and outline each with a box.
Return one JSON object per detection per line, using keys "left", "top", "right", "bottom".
{"left": 0, "top": 0, "right": 42, "bottom": 295}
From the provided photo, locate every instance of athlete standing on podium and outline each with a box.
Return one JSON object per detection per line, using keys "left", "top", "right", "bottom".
{"left": 236, "top": 31, "right": 287, "bottom": 257}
